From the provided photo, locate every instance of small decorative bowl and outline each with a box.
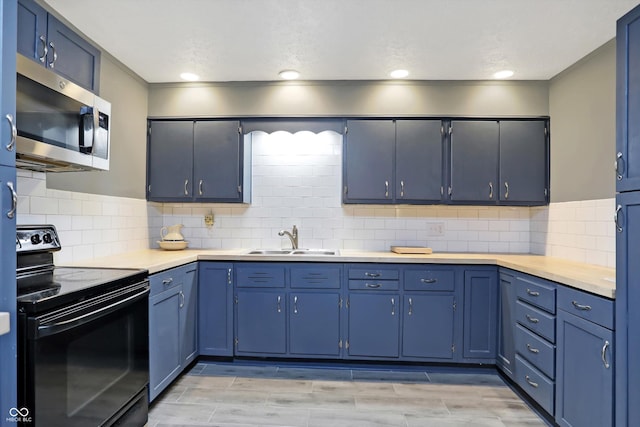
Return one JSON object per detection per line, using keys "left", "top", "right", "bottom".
{"left": 158, "top": 240, "right": 189, "bottom": 251}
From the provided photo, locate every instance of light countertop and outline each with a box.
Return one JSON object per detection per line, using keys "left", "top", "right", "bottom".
{"left": 68, "top": 249, "right": 616, "bottom": 299}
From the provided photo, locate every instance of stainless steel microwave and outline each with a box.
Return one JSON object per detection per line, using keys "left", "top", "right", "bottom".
{"left": 15, "top": 55, "right": 111, "bottom": 172}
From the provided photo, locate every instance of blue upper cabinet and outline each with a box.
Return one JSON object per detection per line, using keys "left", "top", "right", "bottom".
{"left": 449, "top": 120, "right": 500, "bottom": 204}
{"left": 17, "top": 0, "right": 100, "bottom": 93}
{"left": 147, "top": 120, "right": 249, "bottom": 203}
{"left": 1, "top": 0, "right": 16, "bottom": 168}
{"left": 617, "top": 4, "right": 640, "bottom": 192}
{"left": 499, "top": 120, "right": 549, "bottom": 205}
{"left": 343, "top": 119, "right": 395, "bottom": 203}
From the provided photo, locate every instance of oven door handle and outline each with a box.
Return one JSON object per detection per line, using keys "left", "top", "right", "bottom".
{"left": 36, "top": 288, "right": 149, "bottom": 338}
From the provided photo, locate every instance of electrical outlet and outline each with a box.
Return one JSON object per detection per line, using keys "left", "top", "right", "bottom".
{"left": 204, "top": 212, "right": 214, "bottom": 227}
{"left": 427, "top": 222, "right": 445, "bottom": 237}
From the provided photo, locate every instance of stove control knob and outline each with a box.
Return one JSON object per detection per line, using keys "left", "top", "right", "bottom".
{"left": 42, "top": 233, "right": 52, "bottom": 244}
{"left": 30, "top": 234, "right": 41, "bottom": 245}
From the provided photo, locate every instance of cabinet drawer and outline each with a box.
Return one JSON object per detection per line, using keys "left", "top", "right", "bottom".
{"left": 515, "top": 300, "right": 556, "bottom": 343}
{"left": 557, "top": 286, "right": 614, "bottom": 330}
{"left": 349, "top": 280, "right": 399, "bottom": 291}
{"left": 515, "top": 354, "right": 554, "bottom": 415}
{"left": 149, "top": 263, "right": 195, "bottom": 296}
{"left": 516, "top": 276, "right": 556, "bottom": 314}
{"left": 404, "top": 269, "right": 455, "bottom": 291}
{"left": 515, "top": 324, "right": 555, "bottom": 379}
{"left": 290, "top": 265, "right": 341, "bottom": 289}
{"left": 236, "top": 265, "right": 285, "bottom": 287}
{"left": 348, "top": 267, "right": 399, "bottom": 281}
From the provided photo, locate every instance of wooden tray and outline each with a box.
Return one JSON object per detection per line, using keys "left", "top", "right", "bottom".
{"left": 391, "top": 246, "right": 433, "bottom": 254}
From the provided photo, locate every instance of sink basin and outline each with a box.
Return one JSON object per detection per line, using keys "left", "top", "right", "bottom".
{"left": 247, "top": 249, "right": 293, "bottom": 255}
{"left": 246, "top": 249, "right": 338, "bottom": 256}
{"left": 290, "top": 249, "right": 338, "bottom": 255}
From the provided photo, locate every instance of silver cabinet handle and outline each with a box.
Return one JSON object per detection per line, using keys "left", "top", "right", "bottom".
{"left": 162, "top": 278, "right": 173, "bottom": 286}
{"left": 277, "top": 295, "right": 281, "bottom": 313}
{"left": 227, "top": 268, "right": 232, "bottom": 285}
{"left": 184, "top": 179, "right": 189, "bottom": 196}
{"left": 198, "top": 179, "right": 203, "bottom": 196}
{"left": 615, "top": 152, "right": 624, "bottom": 181}
{"left": 527, "top": 344, "right": 540, "bottom": 354}
{"left": 365, "top": 283, "right": 381, "bottom": 289}
{"left": 293, "top": 296, "right": 298, "bottom": 314}
{"left": 504, "top": 182, "right": 509, "bottom": 199}
{"left": 615, "top": 205, "right": 623, "bottom": 233}
{"left": 385, "top": 180, "right": 389, "bottom": 198}
{"left": 421, "top": 278, "right": 437, "bottom": 284}
{"left": 5, "top": 114, "right": 16, "bottom": 151}
{"left": 602, "top": 340, "right": 610, "bottom": 369}
{"left": 6, "top": 182, "right": 16, "bottom": 219}
{"left": 391, "top": 297, "right": 395, "bottom": 316}
{"left": 408, "top": 297, "right": 413, "bottom": 316}
{"left": 525, "top": 314, "right": 539, "bottom": 324}
{"left": 38, "top": 35, "right": 48, "bottom": 63}
{"left": 179, "top": 291, "right": 185, "bottom": 308}
{"left": 365, "top": 272, "right": 380, "bottom": 278}
{"left": 526, "top": 289, "right": 540, "bottom": 297}
{"left": 48, "top": 41, "right": 57, "bottom": 68}
{"left": 571, "top": 300, "right": 592, "bottom": 311}
{"left": 525, "top": 375, "right": 539, "bottom": 388}
{"left": 489, "top": 181, "right": 493, "bottom": 199}
{"left": 400, "top": 180, "right": 405, "bottom": 198}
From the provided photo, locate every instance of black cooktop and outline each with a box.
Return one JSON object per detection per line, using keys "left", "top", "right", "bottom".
{"left": 18, "top": 266, "right": 148, "bottom": 314}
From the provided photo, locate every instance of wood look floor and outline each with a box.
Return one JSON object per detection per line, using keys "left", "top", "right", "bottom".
{"left": 148, "top": 362, "right": 550, "bottom": 427}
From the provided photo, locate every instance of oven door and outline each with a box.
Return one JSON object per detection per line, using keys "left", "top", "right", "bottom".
{"left": 21, "top": 282, "right": 149, "bottom": 427}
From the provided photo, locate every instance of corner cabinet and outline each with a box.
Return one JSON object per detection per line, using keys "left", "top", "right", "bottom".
{"left": 17, "top": 0, "right": 101, "bottom": 92}
{"left": 148, "top": 263, "right": 197, "bottom": 402}
{"left": 198, "top": 262, "right": 234, "bottom": 356}
{"left": 147, "top": 120, "right": 250, "bottom": 203}
{"left": 462, "top": 268, "right": 498, "bottom": 360}
{"left": 497, "top": 269, "right": 516, "bottom": 379}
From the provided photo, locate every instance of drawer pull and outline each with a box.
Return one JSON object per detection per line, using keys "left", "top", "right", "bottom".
{"left": 602, "top": 340, "right": 610, "bottom": 369}
{"left": 421, "top": 278, "right": 437, "bottom": 284}
{"left": 365, "top": 272, "right": 381, "bottom": 278}
{"left": 525, "top": 375, "right": 539, "bottom": 388}
{"left": 572, "top": 301, "right": 592, "bottom": 311}
{"left": 526, "top": 344, "right": 540, "bottom": 354}
{"left": 526, "top": 289, "right": 540, "bottom": 297}
{"left": 162, "top": 278, "right": 173, "bottom": 286}
{"left": 366, "top": 283, "right": 382, "bottom": 289}
{"left": 525, "top": 314, "right": 539, "bottom": 324}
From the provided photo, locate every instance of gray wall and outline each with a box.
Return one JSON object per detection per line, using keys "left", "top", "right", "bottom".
{"left": 46, "top": 54, "right": 149, "bottom": 199}
{"left": 549, "top": 39, "right": 616, "bottom": 202}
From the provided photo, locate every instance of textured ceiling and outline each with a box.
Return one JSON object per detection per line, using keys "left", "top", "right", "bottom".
{"left": 44, "top": 0, "right": 639, "bottom": 83}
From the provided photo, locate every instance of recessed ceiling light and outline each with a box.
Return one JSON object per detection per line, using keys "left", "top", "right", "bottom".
{"left": 390, "top": 69, "right": 410, "bottom": 79}
{"left": 180, "top": 72, "right": 199, "bottom": 81}
{"left": 493, "top": 70, "right": 514, "bottom": 79}
{"left": 279, "top": 70, "right": 300, "bottom": 80}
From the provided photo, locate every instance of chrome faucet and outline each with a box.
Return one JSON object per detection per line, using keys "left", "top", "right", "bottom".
{"left": 278, "top": 225, "right": 299, "bottom": 249}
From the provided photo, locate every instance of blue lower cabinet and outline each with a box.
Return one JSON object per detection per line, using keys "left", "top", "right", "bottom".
{"left": 462, "top": 269, "right": 498, "bottom": 359}
{"left": 289, "top": 292, "right": 341, "bottom": 357}
{"left": 347, "top": 293, "right": 400, "bottom": 358}
{"left": 497, "top": 270, "right": 516, "bottom": 378}
{"left": 515, "top": 354, "right": 555, "bottom": 415}
{"left": 235, "top": 290, "right": 287, "bottom": 355}
{"left": 402, "top": 294, "right": 455, "bottom": 359}
{"left": 199, "top": 263, "right": 233, "bottom": 356}
{"left": 556, "top": 310, "right": 614, "bottom": 427}
{"left": 180, "top": 267, "right": 198, "bottom": 366}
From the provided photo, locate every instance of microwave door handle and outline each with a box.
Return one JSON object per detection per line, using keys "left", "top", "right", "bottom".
{"left": 35, "top": 287, "right": 149, "bottom": 339}
{"left": 93, "top": 107, "right": 99, "bottom": 154}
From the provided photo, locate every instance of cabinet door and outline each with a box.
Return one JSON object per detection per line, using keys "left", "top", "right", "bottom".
{"left": 343, "top": 120, "right": 395, "bottom": 203}
{"left": 615, "top": 191, "right": 640, "bottom": 426}
{"left": 347, "top": 293, "right": 400, "bottom": 358}
{"left": 402, "top": 294, "right": 455, "bottom": 359}
{"left": 463, "top": 269, "right": 498, "bottom": 359}
{"left": 497, "top": 271, "right": 516, "bottom": 378}
{"left": 450, "top": 121, "right": 499, "bottom": 203}
{"left": 46, "top": 15, "right": 100, "bottom": 92}
{"left": 179, "top": 265, "right": 198, "bottom": 366}
{"left": 193, "top": 121, "right": 243, "bottom": 202}
{"left": 235, "top": 290, "right": 286, "bottom": 355}
{"left": 147, "top": 121, "right": 194, "bottom": 201}
{"left": 617, "top": 4, "right": 640, "bottom": 192}
{"left": 395, "top": 120, "right": 443, "bottom": 203}
{"left": 17, "top": 0, "right": 46, "bottom": 63}
{"left": 2, "top": 0, "right": 16, "bottom": 168}
{"left": 499, "top": 120, "right": 548, "bottom": 204}
{"left": 556, "top": 311, "right": 613, "bottom": 427}
{"left": 198, "top": 263, "right": 234, "bottom": 356}
{"left": 289, "top": 292, "right": 341, "bottom": 357}
{"left": 149, "top": 286, "right": 182, "bottom": 402}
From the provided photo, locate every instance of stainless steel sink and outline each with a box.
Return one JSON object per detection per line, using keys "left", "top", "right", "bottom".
{"left": 247, "top": 249, "right": 293, "bottom": 255}
{"left": 290, "top": 249, "right": 338, "bottom": 255}
{"left": 246, "top": 249, "right": 338, "bottom": 256}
